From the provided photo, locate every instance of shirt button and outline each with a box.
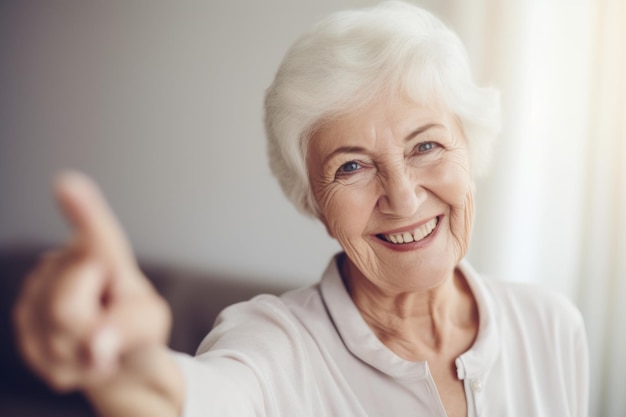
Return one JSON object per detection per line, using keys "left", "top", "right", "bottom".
{"left": 470, "top": 378, "right": 483, "bottom": 393}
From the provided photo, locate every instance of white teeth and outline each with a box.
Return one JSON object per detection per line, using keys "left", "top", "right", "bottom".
{"left": 383, "top": 218, "right": 438, "bottom": 245}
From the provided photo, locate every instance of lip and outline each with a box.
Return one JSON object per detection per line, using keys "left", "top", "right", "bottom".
{"left": 373, "top": 215, "right": 443, "bottom": 252}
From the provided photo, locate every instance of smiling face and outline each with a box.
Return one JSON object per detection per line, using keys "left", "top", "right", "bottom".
{"left": 308, "top": 96, "right": 474, "bottom": 293}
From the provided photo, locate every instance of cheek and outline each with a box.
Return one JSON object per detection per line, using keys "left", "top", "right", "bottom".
{"left": 462, "top": 187, "right": 475, "bottom": 238}
{"left": 313, "top": 185, "right": 340, "bottom": 238}
{"left": 315, "top": 184, "right": 376, "bottom": 242}
{"left": 430, "top": 155, "right": 474, "bottom": 247}
{"left": 443, "top": 176, "right": 473, "bottom": 234}
{"left": 430, "top": 154, "right": 472, "bottom": 207}
{"left": 455, "top": 187, "right": 474, "bottom": 260}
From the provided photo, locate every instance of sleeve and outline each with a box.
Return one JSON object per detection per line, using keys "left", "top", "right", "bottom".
{"left": 171, "top": 351, "right": 266, "bottom": 417}
{"left": 168, "top": 294, "right": 319, "bottom": 417}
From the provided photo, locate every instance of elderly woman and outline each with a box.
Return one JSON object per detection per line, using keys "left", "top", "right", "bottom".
{"left": 13, "top": 2, "right": 588, "bottom": 417}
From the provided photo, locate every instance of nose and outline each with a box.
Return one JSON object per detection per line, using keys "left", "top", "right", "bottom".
{"left": 377, "top": 169, "right": 425, "bottom": 217}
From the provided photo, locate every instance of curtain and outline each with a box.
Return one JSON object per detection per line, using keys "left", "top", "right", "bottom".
{"left": 575, "top": 1, "right": 626, "bottom": 415}
{"left": 433, "top": 0, "right": 626, "bottom": 415}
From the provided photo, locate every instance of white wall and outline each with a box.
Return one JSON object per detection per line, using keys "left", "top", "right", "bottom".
{"left": 0, "top": 0, "right": 484, "bottom": 288}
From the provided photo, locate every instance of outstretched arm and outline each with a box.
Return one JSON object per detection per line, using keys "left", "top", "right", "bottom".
{"left": 13, "top": 172, "right": 184, "bottom": 417}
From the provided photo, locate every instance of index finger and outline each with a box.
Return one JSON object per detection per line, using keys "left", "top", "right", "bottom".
{"left": 54, "top": 171, "right": 134, "bottom": 269}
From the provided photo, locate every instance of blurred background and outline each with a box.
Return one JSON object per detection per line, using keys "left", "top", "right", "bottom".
{"left": 0, "top": 0, "right": 624, "bottom": 415}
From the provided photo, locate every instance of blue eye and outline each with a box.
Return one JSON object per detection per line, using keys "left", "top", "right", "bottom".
{"left": 416, "top": 142, "right": 438, "bottom": 152}
{"left": 339, "top": 161, "right": 361, "bottom": 173}
{"left": 334, "top": 159, "right": 367, "bottom": 180}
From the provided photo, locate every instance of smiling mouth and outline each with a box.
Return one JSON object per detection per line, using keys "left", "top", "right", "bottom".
{"left": 377, "top": 217, "right": 439, "bottom": 244}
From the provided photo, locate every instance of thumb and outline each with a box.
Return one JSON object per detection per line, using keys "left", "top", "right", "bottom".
{"left": 54, "top": 171, "right": 135, "bottom": 270}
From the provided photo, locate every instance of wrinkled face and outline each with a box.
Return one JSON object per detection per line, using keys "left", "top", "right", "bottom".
{"left": 307, "top": 96, "right": 474, "bottom": 292}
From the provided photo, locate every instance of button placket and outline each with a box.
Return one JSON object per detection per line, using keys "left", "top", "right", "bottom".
{"left": 470, "top": 378, "right": 483, "bottom": 393}
{"left": 464, "top": 376, "right": 484, "bottom": 417}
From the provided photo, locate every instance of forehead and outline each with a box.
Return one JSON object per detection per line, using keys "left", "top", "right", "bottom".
{"left": 310, "top": 97, "right": 458, "bottom": 153}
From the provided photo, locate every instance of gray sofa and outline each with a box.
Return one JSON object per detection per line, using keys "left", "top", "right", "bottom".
{"left": 0, "top": 244, "right": 290, "bottom": 417}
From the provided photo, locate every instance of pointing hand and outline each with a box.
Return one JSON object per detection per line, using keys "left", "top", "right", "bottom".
{"left": 13, "top": 172, "right": 172, "bottom": 393}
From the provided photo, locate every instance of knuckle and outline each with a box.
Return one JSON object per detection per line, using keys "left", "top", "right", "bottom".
{"left": 46, "top": 335, "right": 72, "bottom": 362}
{"left": 13, "top": 248, "right": 99, "bottom": 394}
{"left": 18, "top": 248, "right": 77, "bottom": 300}
{"left": 22, "top": 336, "right": 87, "bottom": 393}
{"left": 18, "top": 335, "right": 42, "bottom": 369}
{"left": 46, "top": 371, "right": 77, "bottom": 393}
{"left": 48, "top": 297, "right": 79, "bottom": 329}
{"left": 46, "top": 261, "right": 100, "bottom": 330}
{"left": 36, "top": 351, "right": 86, "bottom": 393}
{"left": 147, "top": 293, "right": 172, "bottom": 341}
{"left": 13, "top": 304, "right": 45, "bottom": 365}
{"left": 17, "top": 339, "right": 73, "bottom": 393}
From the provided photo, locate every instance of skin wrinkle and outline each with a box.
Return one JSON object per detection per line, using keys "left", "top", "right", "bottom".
{"left": 308, "top": 98, "right": 476, "bottom": 294}
{"left": 307, "top": 96, "right": 478, "bottom": 417}
{"left": 440, "top": 149, "right": 474, "bottom": 262}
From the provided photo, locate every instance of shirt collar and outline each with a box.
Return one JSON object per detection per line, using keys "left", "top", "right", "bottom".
{"left": 319, "top": 254, "right": 500, "bottom": 380}
{"left": 454, "top": 260, "right": 500, "bottom": 379}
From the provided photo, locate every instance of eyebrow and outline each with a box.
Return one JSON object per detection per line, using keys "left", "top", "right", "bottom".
{"left": 322, "top": 123, "right": 445, "bottom": 166}
{"left": 404, "top": 123, "right": 445, "bottom": 142}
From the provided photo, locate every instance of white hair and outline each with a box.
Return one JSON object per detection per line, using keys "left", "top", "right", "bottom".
{"left": 264, "top": 0, "right": 501, "bottom": 217}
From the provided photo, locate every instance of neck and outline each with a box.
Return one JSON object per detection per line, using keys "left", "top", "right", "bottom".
{"left": 341, "top": 255, "right": 478, "bottom": 361}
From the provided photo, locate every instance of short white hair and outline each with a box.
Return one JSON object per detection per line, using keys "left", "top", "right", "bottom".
{"left": 264, "top": 0, "right": 501, "bottom": 218}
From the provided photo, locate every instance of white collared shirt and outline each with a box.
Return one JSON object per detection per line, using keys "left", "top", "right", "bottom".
{"left": 174, "top": 256, "right": 588, "bottom": 416}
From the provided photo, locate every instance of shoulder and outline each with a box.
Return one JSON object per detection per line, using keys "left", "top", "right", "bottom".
{"left": 196, "top": 285, "right": 322, "bottom": 355}
{"left": 181, "top": 286, "right": 330, "bottom": 416}
{"left": 485, "top": 278, "right": 583, "bottom": 325}
{"left": 460, "top": 261, "right": 584, "bottom": 331}
{"left": 479, "top": 277, "right": 586, "bottom": 349}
